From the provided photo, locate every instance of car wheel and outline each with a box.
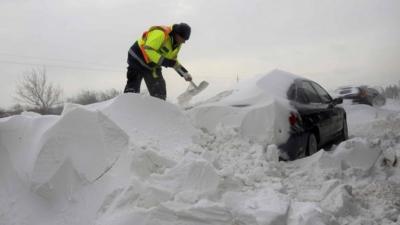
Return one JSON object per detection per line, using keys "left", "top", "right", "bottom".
{"left": 372, "top": 96, "right": 386, "bottom": 107}
{"left": 306, "top": 133, "right": 318, "bottom": 156}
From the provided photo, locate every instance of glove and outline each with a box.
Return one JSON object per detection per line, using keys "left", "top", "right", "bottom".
{"left": 161, "top": 58, "right": 177, "bottom": 68}
{"left": 174, "top": 64, "right": 187, "bottom": 73}
{"left": 182, "top": 73, "right": 192, "bottom": 82}
{"left": 174, "top": 64, "right": 190, "bottom": 78}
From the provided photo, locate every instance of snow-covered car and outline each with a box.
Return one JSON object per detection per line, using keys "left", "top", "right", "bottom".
{"left": 334, "top": 86, "right": 386, "bottom": 106}
{"left": 188, "top": 70, "right": 347, "bottom": 160}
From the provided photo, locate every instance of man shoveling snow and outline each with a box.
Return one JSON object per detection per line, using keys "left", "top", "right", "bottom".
{"left": 124, "top": 23, "right": 207, "bottom": 101}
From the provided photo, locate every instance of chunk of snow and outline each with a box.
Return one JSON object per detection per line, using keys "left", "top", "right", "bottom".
{"left": 320, "top": 184, "right": 357, "bottom": 217}
{"left": 223, "top": 188, "right": 290, "bottom": 225}
{"left": 31, "top": 106, "right": 129, "bottom": 184}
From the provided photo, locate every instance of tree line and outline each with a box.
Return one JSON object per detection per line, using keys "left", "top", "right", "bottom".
{"left": 382, "top": 84, "right": 400, "bottom": 99}
{"left": 0, "top": 67, "right": 121, "bottom": 118}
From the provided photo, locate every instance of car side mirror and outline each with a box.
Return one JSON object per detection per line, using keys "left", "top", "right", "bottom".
{"left": 331, "top": 97, "right": 343, "bottom": 105}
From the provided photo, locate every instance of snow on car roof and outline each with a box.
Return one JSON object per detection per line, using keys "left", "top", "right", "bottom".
{"left": 213, "top": 69, "right": 302, "bottom": 106}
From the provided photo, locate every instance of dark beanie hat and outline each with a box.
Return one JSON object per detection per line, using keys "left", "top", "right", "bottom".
{"left": 173, "top": 23, "right": 191, "bottom": 40}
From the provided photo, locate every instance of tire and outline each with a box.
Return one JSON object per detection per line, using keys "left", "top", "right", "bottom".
{"left": 372, "top": 96, "right": 386, "bottom": 107}
{"left": 306, "top": 133, "right": 318, "bottom": 156}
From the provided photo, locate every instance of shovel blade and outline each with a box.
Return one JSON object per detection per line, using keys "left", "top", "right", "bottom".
{"left": 178, "top": 81, "right": 209, "bottom": 105}
{"left": 191, "top": 81, "right": 209, "bottom": 94}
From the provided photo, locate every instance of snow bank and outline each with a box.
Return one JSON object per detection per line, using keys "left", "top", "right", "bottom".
{"left": 0, "top": 94, "right": 205, "bottom": 224}
{"left": 1, "top": 76, "right": 400, "bottom": 225}
{"left": 0, "top": 106, "right": 129, "bottom": 198}
{"left": 0, "top": 106, "right": 130, "bottom": 224}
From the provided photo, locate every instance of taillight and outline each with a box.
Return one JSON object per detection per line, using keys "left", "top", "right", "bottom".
{"left": 289, "top": 112, "right": 299, "bottom": 126}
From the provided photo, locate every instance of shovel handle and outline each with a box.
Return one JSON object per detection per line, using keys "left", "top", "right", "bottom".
{"left": 190, "top": 81, "right": 198, "bottom": 88}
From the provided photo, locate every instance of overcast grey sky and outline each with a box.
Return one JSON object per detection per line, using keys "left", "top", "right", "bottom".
{"left": 1, "top": 0, "right": 399, "bottom": 108}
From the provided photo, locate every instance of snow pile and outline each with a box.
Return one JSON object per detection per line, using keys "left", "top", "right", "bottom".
{"left": 0, "top": 94, "right": 198, "bottom": 225}
{"left": 0, "top": 105, "right": 129, "bottom": 224}
{"left": 0, "top": 107, "right": 128, "bottom": 185}
{"left": 199, "top": 69, "right": 298, "bottom": 106}
{"left": 188, "top": 69, "right": 297, "bottom": 146}
{"left": 75, "top": 93, "right": 198, "bottom": 159}
{"left": 1, "top": 71, "right": 400, "bottom": 225}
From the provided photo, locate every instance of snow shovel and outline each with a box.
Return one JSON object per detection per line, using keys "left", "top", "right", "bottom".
{"left": 174, "top": 65, "right": 209, "bottom": 104}
{"left": 177, "top": 80, "right": 209, "bottom": 104}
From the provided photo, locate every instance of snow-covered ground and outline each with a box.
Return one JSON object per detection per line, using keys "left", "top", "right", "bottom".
{"left": 1, "top": 71, "right": 399, "bottom": 225}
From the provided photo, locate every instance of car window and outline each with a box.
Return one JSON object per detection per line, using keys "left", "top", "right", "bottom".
{"left": 338, "top": 88, "right": 352, "bottom": 94}
{"left": 296, "top": 87, "right": 309, "bottom": 103}
{"left": 287, "top": 84, "right": 296, "bottom": 101}
{"left": 302, "top": 81, "right": 321, "bottom": 103}
{"left": 287, "top": 83, "right": 310, "bottom": 104}
{"left": 311, "top": 82, "right": 332, "bottom": 103}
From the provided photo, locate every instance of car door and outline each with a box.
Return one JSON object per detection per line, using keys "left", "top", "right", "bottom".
{"left": 310, "top": 81, "right": 343, "bottom": 136}
{"left": 297, "top": 81, "right": 334, "bottom": 145}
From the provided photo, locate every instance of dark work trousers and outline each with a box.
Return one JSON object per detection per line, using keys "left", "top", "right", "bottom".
{"left": 124, "top": 60, "right": 166, "bottom": 100}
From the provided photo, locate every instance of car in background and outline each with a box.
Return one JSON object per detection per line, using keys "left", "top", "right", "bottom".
{"left": 188, "top": 70, "right": 348, "bottom": 161}
{"left": 334, "top": 86, "right": 386, "bottom": 106}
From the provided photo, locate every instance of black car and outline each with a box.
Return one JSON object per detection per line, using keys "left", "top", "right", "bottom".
{"left": 189, "top": 70, "right": 348, "bottom": 161}
{"left": 334, "top": 86, "right": 386, "bottom": 106}
{"left": 279, "top": 79, "right": 348, "bottom": 160}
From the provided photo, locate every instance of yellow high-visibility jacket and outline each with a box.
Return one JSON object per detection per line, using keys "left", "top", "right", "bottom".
{"left": 138, "top": 26, "right": 181, "bottom": 67}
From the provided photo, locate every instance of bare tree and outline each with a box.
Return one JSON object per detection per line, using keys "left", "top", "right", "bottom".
{"left": 15, "top": 67, "right": 63, "bottom": 114}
